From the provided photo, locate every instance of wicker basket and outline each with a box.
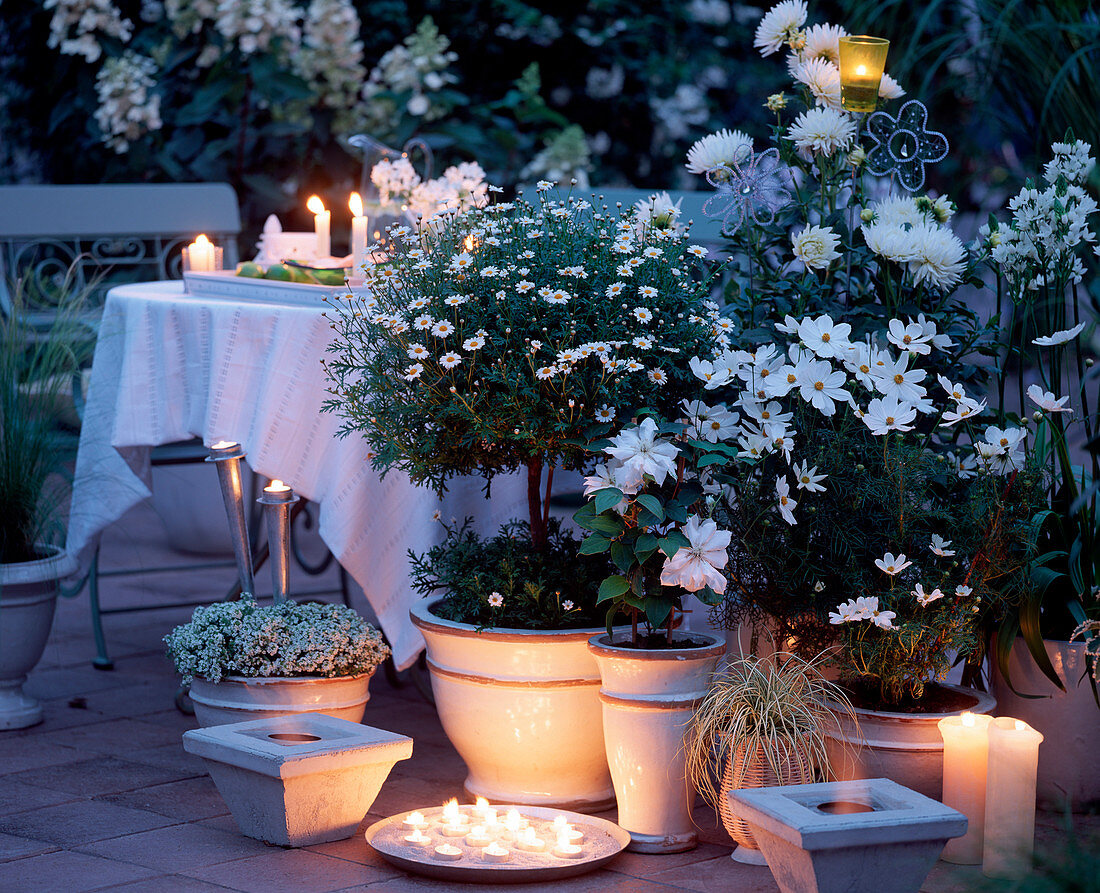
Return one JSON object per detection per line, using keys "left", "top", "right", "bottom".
{"left": 719, "top": 737, "right": 814, "bottom": 850}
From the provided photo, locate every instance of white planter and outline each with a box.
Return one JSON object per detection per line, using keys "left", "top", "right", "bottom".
{"left": 824, "top": 683, "right": 996, "bottom": 801}
{"left": 189, "top": 671, "right": 376, "bottom": 727}
{"left": 992, "top": 637, "right": 1100, "bottom": 810}
{"left": 0, "top": 546, "right": 77, "bottom": 730}
{"left": 588, "top": 632, "right": 726, "bottom": 853}
{"left": 410, "top": 599, "right": 615, "bottom": 812}
{"left": 183, "top": 712, "right": 413, "bottom": 846}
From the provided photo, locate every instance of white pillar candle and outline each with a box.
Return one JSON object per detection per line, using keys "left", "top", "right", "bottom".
{"left": 983, "top": 717, "right": 1043, "bottom": 878}
{"left": 349, "top": 191, "right": 368, "bottom": 274}
{"left": 938, "top": 712, "right": 992, "bottom": 864}
{"left": 185, "top": 234, "right": 217, "bottom": 272}
{"left": 307, "top": 195, "right": 331, "bottom": 259}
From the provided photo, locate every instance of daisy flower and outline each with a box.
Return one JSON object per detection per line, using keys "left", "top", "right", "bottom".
{"left": 431, "top": 320, "right": 455, "bottom": 338}
{"left": 407, "top": 297, "right": 429, "bottom": 311}
{"left": 487, "top": 591, "right": 504, "bottom": 608}
{"left": 562, "top": 600, "right": 575, "bottom": 611}
{"left": 648, "top": 368, "right": 668, "bottom": 385}
{"left": 444, "top": 295, "right": 468, "bottom": 307}
{"left": 516, "top": 280, "right": 535, "bottom": 293}
{"left": 463, "top": 335, "right": 486, "bottom": 351}
{"left": 638, "top": 285, "right": 658, "bottom": 299}
{"left": 930, "top": 535, "right": 955, "bottom": 557}
{"left": 402, "top": 363, "right": 424, "bottom": 381}
{"left": 686, "top": 244, "right": 708, "bottom": 257}
{"left": 595, "top": 405, "right": 616, "bottom": 422}
{"left": 414, "top": 314, "right": 434, "bottom": 330}
{"left": 535, "top": 365, "right": 557, "bottom": 380}
{"left": 633, "top": 307, "right": 654, "bottom": 323}
{"left": 439, "top": 351, "right": 462, "bottom": 369}
{"left": 875, "top": 552, "right": 912, "bottom": 575}
{"left": 642, "top": 247, "right": 662, "bottom": 259}
{"left": 407, "top": 344, "right": 430, "bottom": 360}
{"left": 605, "top": 282, "right": 626, "bottom": 298}
{"left": 545, "top": 289, "right": 571, "bottom": 304}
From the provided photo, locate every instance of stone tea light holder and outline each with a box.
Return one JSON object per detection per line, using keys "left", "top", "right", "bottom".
{"left": 183, "top": 713, "right": 412, "bottom": 847}
{"left": 729, "top": 778, "right": 966, "bottom": 893}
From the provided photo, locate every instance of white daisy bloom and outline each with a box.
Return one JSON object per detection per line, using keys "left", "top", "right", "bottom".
{"left": 439, "top": 351, "right": 462, "bottom": 369}
{"left": 414, "top": 314, "right": 435, "bottom": 330}
{"left": 431, "top": 320, "right": 455, "bottom": 338}
{"left": 634, "top": 307, "right": 654, "bottom": 323}
{"left": 488, "top": 591, "right": 504, "bottom": 607}
{"left": 605, "top": 282, "right": 626, "bottom": 297}
{"left": 544, "top": 289, "right": 571, "bottom": 304}
{"left": 595, "top": 405, "right": 616, "bottom": 422}
{"left": 463, "top": 335, "right": 486, "bottom": 351}
{"left": 407, "top": 344, "right": 430, "bottom": 360}
{"left": 535, "top": 365, "right": 557, "bottom": 380}
{"left": 648, "top": 368, "right": 668, "bottom": 385}
{"left": 402, "top": 363, "right": 424, "bottom": 381}
{"left": 638, "top": 285, "right": 658, "bottom": 298}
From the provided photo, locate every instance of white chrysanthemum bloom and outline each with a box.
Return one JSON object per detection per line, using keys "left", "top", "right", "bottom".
{"left": 800, "top": 22, "right": 847, "bottom": 65}
{"left": 908, "top": 223, "right": 967, "bottom": 291}
{"left": 794, "top": 57, "right": 842, "bottom": 110}
{"left": 659, "top": 515, "right": 732, "bottom": 593}
{"left": 869, "top": 195, "right": 925, "bottom": 228}
{"left": 861, "top": 222, "right": 918, "bottom": 264}
{"left": 787, "top": 107, "right": 856, "bottom": 157}
{"left": 685, "top": 128, "right": 754, "bottom": 173}
{"left": 792, "top": 224, "right": 841, "bottom": 270}
{"left": 878, "top": 73, "right": 906, "bottom": 99}
{"left": 754, "top": 0, "right": 808, "bottom": 56}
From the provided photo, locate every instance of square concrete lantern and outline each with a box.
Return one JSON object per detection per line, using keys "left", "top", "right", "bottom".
{"left": 729, "top": 778, "right": 966, "bottom": 893}
{"left": 183, "top": 712, "right": 413, "bottom": 846}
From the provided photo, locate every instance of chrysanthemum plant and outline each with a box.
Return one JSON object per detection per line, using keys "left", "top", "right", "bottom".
{"left": 660, "top": 0, "right": 1059, "bottom": 706}
{"left": 979, "top": 138, "right": 1100, "bottom": 697}
{"left": 323, "top": 182, "right": 722, "bottom": 629}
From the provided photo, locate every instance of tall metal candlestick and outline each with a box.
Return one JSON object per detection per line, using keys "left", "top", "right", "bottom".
{"left": 206, "top": 441, "right": 255, "bottom": 597}
{"left": 258, "top": 479, "right": 298, "bottom": 604}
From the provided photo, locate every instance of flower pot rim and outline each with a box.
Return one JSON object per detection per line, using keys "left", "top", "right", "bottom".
{"left": 194, "top": 670, "right": 377, "bottom": 686}
{"left": 410, "top": 597, "right": 615, "bottom": 642}
{"left": 0, "top": 543, "right": 78, "bottom": 585}
{"left": 831, "top": 682, "right": 996, "bottom": 719}
{"left": 587, "top": 632, "right": 727, "bottom": 660}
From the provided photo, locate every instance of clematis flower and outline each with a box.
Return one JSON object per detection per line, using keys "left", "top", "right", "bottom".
{"left": 875, "top": 552, "right": 912, "bottom": 575}
{"left": 660, "top": 515, "right": 732, "bottom": 593}
{"left": 604, "top": 418, "right": 679, "bottom": 488}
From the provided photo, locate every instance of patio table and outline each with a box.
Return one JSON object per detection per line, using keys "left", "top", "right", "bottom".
{"left": 66, "top": 280, "right": 526, "bottom": 669}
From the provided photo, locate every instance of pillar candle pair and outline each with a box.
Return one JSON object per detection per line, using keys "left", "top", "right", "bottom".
{"left": 938, "top": 713, "right": 1043, "bottom": 877}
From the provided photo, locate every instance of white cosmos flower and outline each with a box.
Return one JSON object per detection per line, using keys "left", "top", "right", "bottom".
{"left": 796, "top": 359, "right": 849, "bottom": 416}
{"left": 875, "top": 552, "right": 912, "bottom": 575}
{"left": 869, "top": 601, "right": 897, "bottom": 629}
{"left": 685, "top": 128, "right": 754, "bottom": 173}
{"left": 938, "top": 375, "right": 967, "bottom": 402}
{"left": 872, "top": 354, "right": 928, "bottom": 405}
{"left": 683, "top": 400, "right": 739, "bottom": 443}
{"left": 862, "top": 395, "right": 917, "bottom": 436}
{"left": 1033, "top": 322, "right": 1085, "bottom": 346}
{"left": 908, "top": 223, "right": 967, "bottom": 291}
{"left": 930, "top": 535, "right": 955, "bottom": 556}
{"left": 878, "top": 72, "right": 906, "bottom": 99}
{"left": 1027, "top": 384, "right": 1072, "bottom": 414}
{"left": 659, "top": 515, "right": 732, "bottom": 593}
{"left": 793, "top": 460, "right": 826, "bottom": 492}
{"left": 776, "top": 477, "right": 798, "bottom": 525}
{"left": 798, "top": 314, "right": 851, "bottom": 358}
{"left": 914, "top": 583, "right": 945, "bottom": 607}
{"left": 604, "top": 417, "right": 679, "bottom": 487}
{"left": 689, "top": 356, "right": 733, "bottom": 389}
{"left": 981, "top": 425, "right": 1027, "bottom": 473}
{"left": 887, "top": 318, "right": 933, "bottom": 355}
{"left": 793, "top": 57, "right": 842, "bottom": 110}
{"left": 955, "top": 584, "right": 973, "bottom": 598}
{"left": 754, "top": 0, "right": 808, "bottom": 56}
{"left": 788, "top": 107, "right": 856, "bottom": 157}
{"left": 917, "top": 313, "right": 954, "bottom": 350}
{"left": 792, "top": 224, "right": 842, "bottom": 270}
{"left": 940, "top": 397, "right": 986, "bottom": 426}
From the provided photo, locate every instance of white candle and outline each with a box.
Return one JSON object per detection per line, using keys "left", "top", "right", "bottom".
{"left": 939, "top": 712, "right": 992, "bottom": 864}
{"left": 307, "top": 195, "right": 331, "bottom": 259}
{"left": 403, "top": 829, "right": 432, "bottom": 848}
{"left": 983, "top": 717, "right": 1043, "bottom": 878}
{"left": 440, "top": 797, "right": 468, "bottom": 826}
{"left": 433, "top": 844, "right": 462, "bottom": 861}
{"left": 464, "top": 825, "right": 491, "bottom": 848}
{"left": 502, "top": 808, "right": 526, "bottom": 833}
{"left": 440, "top": 823, "right": 468, "bottom": 838}
{"left": 553, "top": 826, "right": 583, "bottom": 859}
{"left": 515, "top": 827, "right": 546, "bottom": 853}
{"left": 482, "top": 841, "right": 510, "bottom": 863}
{"left": 263, "top": 479, "right": 293, "bottom": 502}
{"left": 402, "top": 810, "right": 428, "bottom": 831}
{"left": 551, "top": 815, "right": 583, "bottom": 844}
{"left": 349, "top": 191, "right": 368, "bottom": 274}
{"left": 185, "top": 234, "right": 216, "bottom": 272}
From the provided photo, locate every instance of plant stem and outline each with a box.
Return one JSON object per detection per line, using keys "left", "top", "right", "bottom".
{"left": 527, "top": 455, "right": 547, "bottom": 551}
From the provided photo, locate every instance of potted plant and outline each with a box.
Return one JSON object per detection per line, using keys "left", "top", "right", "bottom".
{"left": 684, "top": 652, "right": 858, "bottom": 864}
{"left": 0, "top": 280, "right": 88, "bottom": 729}
{"left": 165, "top": 596, "right": 390, "bottom": 727}
{"left": 980, "top": 138, "right": 1100, "bottom": 809}
{"left": 323, "top": 182, "right": 722, "bottom": 809}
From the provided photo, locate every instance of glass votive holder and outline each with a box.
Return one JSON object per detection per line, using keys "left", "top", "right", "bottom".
{"left": 181, "top": 243, "right": 224, "bottom": 273}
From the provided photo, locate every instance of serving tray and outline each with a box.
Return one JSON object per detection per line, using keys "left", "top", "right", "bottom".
{"left": 183, "top": 270, "right": 346, "bottom": 305}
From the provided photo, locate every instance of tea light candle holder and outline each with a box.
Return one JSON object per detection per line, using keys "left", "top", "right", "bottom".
{"left": 464, "top": 826, "right": 492, "bottom": 848}
{"left": 440, "top": 823, "right": 468, "bottom": 838}
{"left": 482, "top": 842, "right": 510, "bottom": 864}
{"left": 440, "top": 798, "right": 469, "bottom": 827}
{"left": 433, "top": 844, "right": 463, "bottom": 862}
{"left": 553, "top": 833, "right": 584, "bottom": 859}
{"left": 257, "top": 479, "right": 298, "bottom": 604}
{"left": 551, "top": 816, "right": 583, "bottom": 844}
{"left": 402, "top": 811, "right": 429, "bottom": 832}
{"left": 182, "top": 234, "right": 223, "bottom": 273}
{"left": 404, "top": 829, "right": 432, "bottom": 848}
{"left": 471, "top": 797, "right": 493, "bottom": 824}
{"left": 206, "top": 441, "right": 254, "bottom": 598}
{"left": 515, "top": 828, "right": 546, "bottom": 853}
{"left": 838, "top": 35, "right": 890, "bottom": 113}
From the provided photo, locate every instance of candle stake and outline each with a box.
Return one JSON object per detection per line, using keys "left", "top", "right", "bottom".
{"left": 258, "top": 479, "right": 298, "bottom": 603}
{"left": 206, "top": 442, "right": 254, "bottom": 597}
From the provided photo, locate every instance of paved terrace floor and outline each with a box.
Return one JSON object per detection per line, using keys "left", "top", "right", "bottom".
{"left": 2, "top": 497, "right": 1096, "bottom": 892}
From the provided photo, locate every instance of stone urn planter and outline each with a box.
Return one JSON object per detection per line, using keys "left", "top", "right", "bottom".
{"left": 588, "top": 632, "right": 726, "bottom": 853}
{"left": 410, "top": 598, "right": 617, "bottom": 812}
{"left": 189, "top": 671, "right": 377, "bottom": 727}
{"left": 992, "top": 636, "right": 1100, "bottom": 810}
{"left": 0, "top": 547, "right": 78, "bottom": 730}
{"left": 823, "top": 684, "right": 996, "bottom": 801}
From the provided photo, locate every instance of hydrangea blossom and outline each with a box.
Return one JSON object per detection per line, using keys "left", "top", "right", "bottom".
{"left": 94, "top": 52, "right": 162, "bottom": 154}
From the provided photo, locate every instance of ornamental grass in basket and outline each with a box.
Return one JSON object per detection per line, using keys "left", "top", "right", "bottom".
{"left": 684, "top": 652, "right": 858, "bottom": 854}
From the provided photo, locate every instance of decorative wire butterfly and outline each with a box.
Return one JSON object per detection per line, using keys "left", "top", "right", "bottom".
{"left": 702, "top": 148, "right": 793, "bottom": 237}
{"left": 864, "top": 100, "right": 949, "bottom": 193}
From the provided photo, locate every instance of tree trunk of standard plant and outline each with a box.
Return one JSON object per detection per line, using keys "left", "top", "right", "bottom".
{"left": 527, "top": 456, "right": 547, "bottom": 551}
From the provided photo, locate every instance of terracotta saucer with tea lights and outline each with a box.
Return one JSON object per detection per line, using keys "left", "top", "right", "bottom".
{"left": 365, "top": 798, "right": 630, "bottom": 883}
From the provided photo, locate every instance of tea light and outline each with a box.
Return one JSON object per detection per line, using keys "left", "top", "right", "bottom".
{"left": 838, "top": 36, "right": 890, "bottom": 113}
{"left": 307, "top": 194, "right": 331, "bottom": 258}
{"left": 515, "top": 827, "right": 546, "bottom": 853}
{"left": 441, "top": 798, "right": 469, "bottom": 827}
{"left": 464, "top": 825, "right": 492, "bottom": 848}
{"left": 433, "top": 843, "right": 463, "bottom": 861}
{"left": 551, "top": 815, "right": 584, "bottom": 844}
{"left": 553, "top": 828, "right": 583, "bottom": 859}
{"left": 403, "top": 829, "right": 432, "bottom": 848}
{"left": 472, "top": 796, "right": 493, "bottom": 823}
{"left": 440, "top": 823, "right": 469, "bottom": 838}
{"left": 402, "top": 811, "right": 429, "bottom": 831}
{"left": 482, "top": 841, "right": 510, "bottom": 863}
{"left": 502, "top": 808, "right": 527, "bottom": 833}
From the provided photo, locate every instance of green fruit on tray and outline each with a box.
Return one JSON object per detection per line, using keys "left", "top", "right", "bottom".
{"left": 264, "top": 264, "right": 293, "bottom": 281}
{"left": 236, "top": 262, "right": 265, "bottom": 278}
{"left": 288, "top": 265, "right": 318, "bottom": 284}
{"left": 314, "top": 270, "right": 346, "bottom": 286}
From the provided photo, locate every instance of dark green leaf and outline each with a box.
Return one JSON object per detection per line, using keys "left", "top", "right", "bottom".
{"left": 635, "top": 494, "right": 664, "bottom": 521}
{"left": 594, "top": 487, "right": 624, "bottom": 515}
{"left": 579, "top": 534, "right": 611, "bottom": 555}
{"left": 597, "top": 575, "right": 630, "bottom": 604}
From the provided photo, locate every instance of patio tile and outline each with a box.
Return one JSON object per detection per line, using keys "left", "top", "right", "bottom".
{"left": 608, "top": 841, "right": 732, "bottom": 878}
{"left": 642, "top": 852, "right": 779, "bottom": 892}
{"left": 354, "top": 869, "right": 686, "bottom": 891}
{"left": 35, "top": 717, "right": 186, "bottom": 753}
{"left": 0, "top": 831, "right": 59, "bottom": 861}
{"left": 78, "top": 821, "right": 272, "bottom": 872}
{"left": 0, "top": 737, "right": 84, "bottom": 775}
{"left": 123, "top": 741, "right": 207, "bottom": 776}
{"left": 183, "top": 848, "right": 399, "bottom": 892}
{"left": 0, "top": 849, "right": 157, "bottom": 892}
{"left": 8, "top": 756, "right": 192, "bottom": 798}
{"left": 110, "top": 875, "right": 239, "bottom": 892}
{"left": 0, "top": 799, "right": 177, "bottom": 846}
{"left": 0, "top": 778, "right": 77, "bottom": 816}
{"left": 100, "top": 776, "right": 229, "bottom": 822}
{"left": 306, "top": 831, "right": 396, "bottom": 870}
{"left": 24, "top": 666, "right": 133, "bottom": 701}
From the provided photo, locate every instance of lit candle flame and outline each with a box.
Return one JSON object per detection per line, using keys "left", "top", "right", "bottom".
{"left": 856, "top": 64, "right": 867, "bottom": 76}
{"left": 463, "top": 234, "right": 476, "bottom": 252}
{"left": 210, "top": 441, "right": 237, "bottom": 450}
{"left": 503, "top": 808, "right": 523, "bottom": 832}
{"left": 1014, "top": 720, "right": 1026, "bottom": 731}
{"left": 194, "top": 234, "right": 212, "bottom": 248}
{"left": 441, "top": 798, "right": 462, "bottom": 824}
{"left": 349, "top": 192, "right": 364, "bottom": 218}
{"left": 265, "top": 479, "right": 291, "bottom": 493}
{"left": 403, "top": 811, "right": 426, "bottom": 825}
{"left": 405, "top": 829, "right": 429, "bottom": 843}
{"left": 961, "top": 712, "right": 975, "bottom": 728}
{"left": 475, "top": 796, "right": 490, "bottom": 812}
{"left": 307, "top": 195, "right": 326, "bottom": 215}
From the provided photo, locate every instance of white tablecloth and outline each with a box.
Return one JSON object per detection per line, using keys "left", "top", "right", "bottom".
{"left": 67, "top": 281, "right": 526, "bottom": 669}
